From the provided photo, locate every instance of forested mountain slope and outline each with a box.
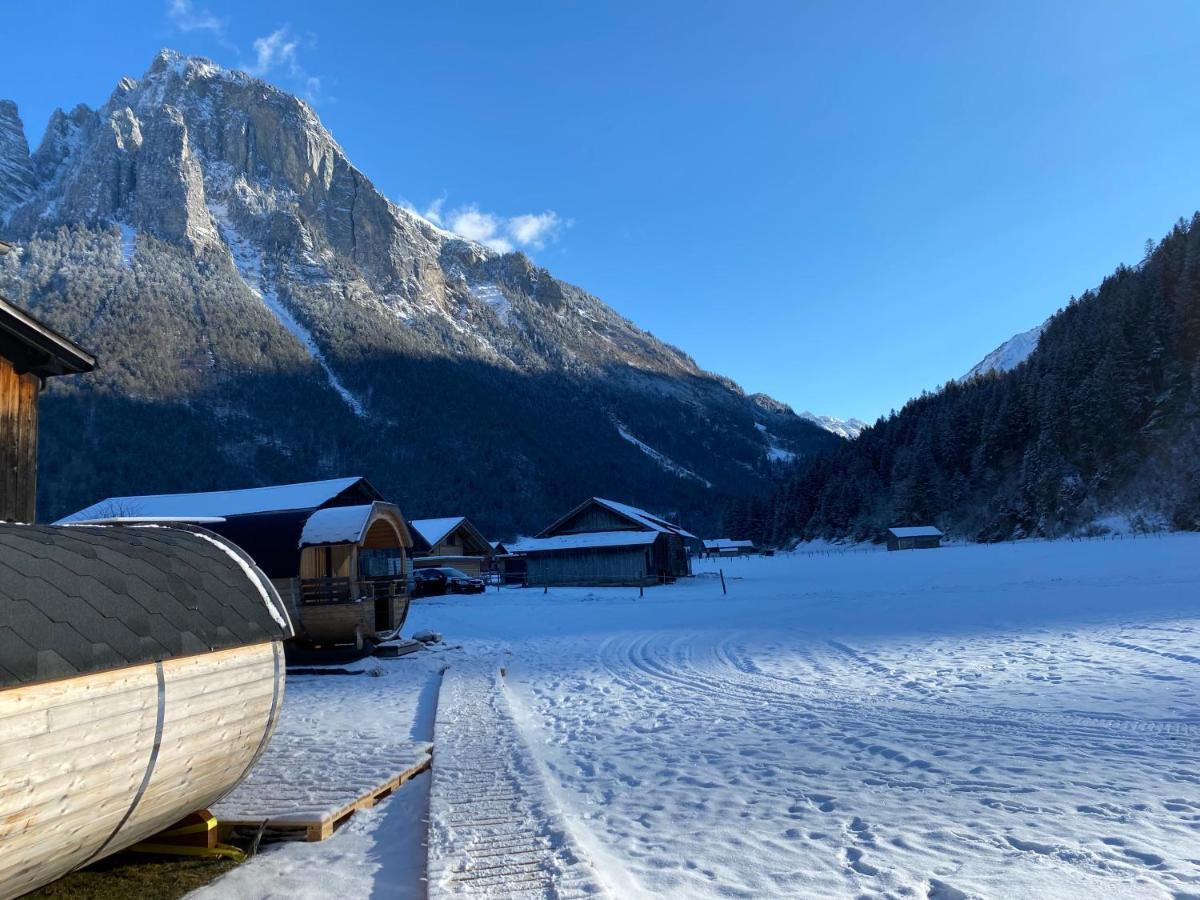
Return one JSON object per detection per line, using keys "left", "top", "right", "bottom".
{"left": 733, "top": 216, "right": 1200, "bottom": 543}
{"left": 0, "top": 51, "right": 838, "bottom": 534}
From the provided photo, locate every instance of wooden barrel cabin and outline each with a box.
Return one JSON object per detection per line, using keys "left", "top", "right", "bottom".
{"left": 0, "top": 522, "right": 293, "bottom": 900}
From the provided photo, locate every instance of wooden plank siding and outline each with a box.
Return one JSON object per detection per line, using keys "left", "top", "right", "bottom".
{"left": 525, "top": 545, "right": 656, "bottom": 587}
{"left": 551, "top": 506, "right": 635, "bottom": 535}
{"left": 0, "top": 642, "right": 284, "bottom": 900}
{"left": 0, "top": 357, "right": 39, "bottom": 523}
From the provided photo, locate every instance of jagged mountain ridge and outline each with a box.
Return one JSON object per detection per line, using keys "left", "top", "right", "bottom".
{"left": 0, "top": 50, "right": 839, "bottom": 534}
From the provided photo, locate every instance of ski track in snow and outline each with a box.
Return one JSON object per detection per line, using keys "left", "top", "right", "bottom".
{"left": 427, "top": 662, "right": 608, "bottom": 898}
{"left": 407, "top": 536, "right": 1200, "bottom": 899}
{"left": 208, "top": 202, "right": 366, "bottom": 417}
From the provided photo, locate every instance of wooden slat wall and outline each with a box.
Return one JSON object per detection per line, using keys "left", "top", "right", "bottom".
{"left": 552, "top": 506, "right": 631, "bottom": 536}
{"left": 526, "top": 547, "right": 651, "bottom": 586}
{"left": 0, "top": 358, "right": 38, "bottom": 523}
{"left": 0, "top": 642, "right": 283, "bottom": 900}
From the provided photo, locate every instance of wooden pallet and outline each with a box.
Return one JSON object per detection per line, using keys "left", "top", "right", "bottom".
{"left": 217, "top": 750, "right": 431, "bottom": 843}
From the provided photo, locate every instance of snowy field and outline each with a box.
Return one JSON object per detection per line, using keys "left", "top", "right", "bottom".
{"left": 196, "top": 535, "right": 1200, "bottom": 899}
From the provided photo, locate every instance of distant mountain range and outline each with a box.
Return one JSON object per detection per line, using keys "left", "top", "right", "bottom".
{"left": 0, "top": 51, "right": 841, "bottom": 535}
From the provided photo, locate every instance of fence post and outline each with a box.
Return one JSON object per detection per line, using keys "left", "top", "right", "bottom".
{"left": 719, "top": 568, "right": 727, "bottom": 596}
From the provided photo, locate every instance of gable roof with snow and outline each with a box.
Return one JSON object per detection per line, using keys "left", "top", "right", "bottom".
{"left": 409, "top": 517, "right": 466, "bottom": 548}
{"left": 408, "top": 516, "right": 492, "bottom": 556}
{"left": 538, "top": 497, "right": 697, "bottom": 541}
{"left": 57, "top": 476, "right": 383, "bottom": 524}
{"left": 887, "top": 526, "right": 944, "bottom": 539}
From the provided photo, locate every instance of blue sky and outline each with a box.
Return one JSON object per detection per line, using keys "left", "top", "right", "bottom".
{"left": 4, "top": 2, "right": 1200, "bottom": 422}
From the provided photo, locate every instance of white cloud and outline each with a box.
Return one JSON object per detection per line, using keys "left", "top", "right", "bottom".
{"left": 246, "top": 26, "right": 321, "bottom": 102}
{"left": 166, "top": 0, "right": 226, "bottom": 35}
{"left": 422, "top": 197, "right": 446, "bottom": 226}
{"left": 417, "top": 201, "right": 565, "bottom": 254}
{"left": 249, "top": 27, "right": 299, "bottom": 75}
{"left": 508, "top": 212, "right": 561, "bottom": 250}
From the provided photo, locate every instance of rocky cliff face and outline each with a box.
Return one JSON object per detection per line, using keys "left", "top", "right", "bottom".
{"left": 0, "top": 50, "right": 838, "bottom": 534}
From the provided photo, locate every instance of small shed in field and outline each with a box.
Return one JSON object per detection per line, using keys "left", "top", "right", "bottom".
{"left": 886, "top": 525, "right": 944, "bottom": 551}
{"left": 702, "top": 538, "right": 757, "bottom": 557}
{"left": 57, "top": 478, "right": 413, "bottom": 647}
{"left": 409, "top": 516, "right": 493, "bottom": 577}
{"left": 511, "top": 497, "right": 695, "bottom": 586}
{"left": 0, "top": 264, "right": 96, "bottom": 522}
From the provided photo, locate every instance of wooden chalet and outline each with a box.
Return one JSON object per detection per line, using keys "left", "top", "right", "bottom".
{"left": 59, "top": 477, "right": 413, "bottom": 648}
{"left": 511, "top": 497, "right": 696, "bottom": 587}
{"left": 409, "top": 516, "right": 493, "bottom": 577}
{"left": 0, "top": 246, "right": 97, "bottom": 522}
{"left": 886, "top": 525, "right": 944, "bottom": 551}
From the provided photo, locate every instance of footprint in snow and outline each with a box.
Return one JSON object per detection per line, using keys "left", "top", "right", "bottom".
{"left": 843, "top": 847, "right": 879, "bottom": 876}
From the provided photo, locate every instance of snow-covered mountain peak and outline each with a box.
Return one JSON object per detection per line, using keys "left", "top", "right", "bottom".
{"left": 962, "top": 320, "right": 1048, "bottom": 381}
{"left": 798, "top": 411, "right": 868, "bottom": 441}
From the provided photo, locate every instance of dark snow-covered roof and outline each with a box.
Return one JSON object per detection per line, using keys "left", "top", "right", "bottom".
{"left": 0, "top": 523, "right": 291, "bottom": 689}
{"left": 57, "top": 476, "right": 383, "bottom": 524}
{"left": 539, "top": 497, "right": 697, "bottom": 541}
{"left": 887, "top": 526, "right": 943, "bottom": 538}
{"left": 703, "top": 539, "right": 755, "bottom": 550}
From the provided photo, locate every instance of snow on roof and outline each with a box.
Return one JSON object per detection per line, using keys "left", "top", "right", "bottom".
{"left": 299, "top": 505, "right": 376, "bottom": 547}
{"left": 409, "top": 517, "right": 467, "bottom": 548}
{"left": 703, "top": 539, "right": 755, "bottom": 549}
{"left": 56, "top": 477, "right": 370, "bottom": 524}
{"left": 509, "top": 531, "right": 660, "bottom": 554}
{"left": 888, "top": 526, "right": 944, "bottom": 538}
{"left": 591, "top": 498, "right": 698, "bottom": 540}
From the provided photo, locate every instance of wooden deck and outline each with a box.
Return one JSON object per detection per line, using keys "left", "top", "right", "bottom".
{"left": 212, "top": 741, "right": 432, "bottom": 843}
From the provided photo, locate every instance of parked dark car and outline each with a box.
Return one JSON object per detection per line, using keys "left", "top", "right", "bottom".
{"left": 412, "top": 567, "right": 486, "bottom": 597}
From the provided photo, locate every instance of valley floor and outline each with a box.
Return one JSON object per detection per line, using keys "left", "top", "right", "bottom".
{"left": 195, "top": 534, "right": 1200, "bottom": 899}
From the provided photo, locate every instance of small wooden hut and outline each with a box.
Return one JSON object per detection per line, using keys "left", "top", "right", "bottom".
{"left": 886, "top": 525, "right": 944, "bottom": 551}
{"left": 702, "top": 538, "right": 757, "bottom": 557}
{"left": 0, "top": 267, "right": 96, "bottom": 522}
{"left": 0, "top": 522, "right": 293, "bottom": 899}
{"left": 409, "top": 516, "right": 493, "bottom": 577}
{"left": 58, "top": 479, "right": 413, "bottom": 648}
{"left": 511, "top": 497, "right": 695, "bottom": 587}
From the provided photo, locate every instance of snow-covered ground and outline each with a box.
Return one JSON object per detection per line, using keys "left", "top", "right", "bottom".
{"left": 192, "top": 650, "right": 448, "bottom": 900}
{"left": 196, "top": 535, "right": 1200, "bottom": 899}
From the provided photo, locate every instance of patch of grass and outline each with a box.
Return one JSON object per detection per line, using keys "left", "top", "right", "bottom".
{"left": 23, "top": 850, "right": 239, "bottom": 900}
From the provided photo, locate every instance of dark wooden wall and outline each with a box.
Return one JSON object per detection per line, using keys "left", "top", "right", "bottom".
{"left": 0, "top": 356, "right": 39, "bottom": 523}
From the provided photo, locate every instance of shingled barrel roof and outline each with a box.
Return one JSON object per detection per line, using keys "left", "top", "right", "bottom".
{"left": 0, "top": 524, "right": 292, "bottom": 689}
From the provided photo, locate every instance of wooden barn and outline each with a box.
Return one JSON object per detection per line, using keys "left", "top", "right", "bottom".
{"left": 0, "top": 256, "right": 96, "bottom": 522}
{"left": 886, "top": 525, "right": 944, "bottom": 551}
{"left": 511, "top": 497, "right": 696, "bottom": 587}
{"left": 0, "top": 523, "right": 292, "bottom": 899}
{"left": 409, "top": 516, "right": 493, "bottom": 577}
{"left": 58, "top": 478, "right": 414, "bottom": 648}
{"left": 702, "top": 538, "right": 757, "bottom": 557}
